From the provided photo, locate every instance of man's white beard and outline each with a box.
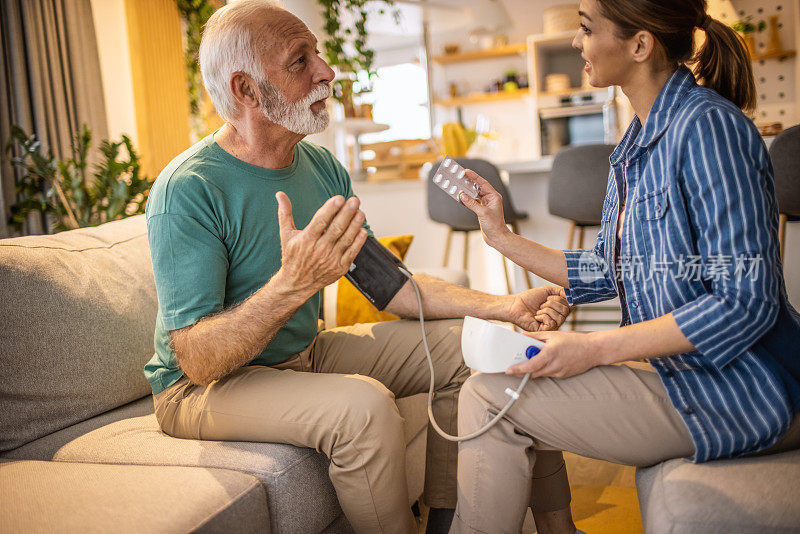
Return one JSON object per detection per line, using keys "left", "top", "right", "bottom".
{"left": 259, "top": 81, "right": 331, "bottom": 135}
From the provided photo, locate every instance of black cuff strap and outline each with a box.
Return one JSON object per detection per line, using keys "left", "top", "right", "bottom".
{"left": 344, "top": 236, "right": 410, "bottom": 311}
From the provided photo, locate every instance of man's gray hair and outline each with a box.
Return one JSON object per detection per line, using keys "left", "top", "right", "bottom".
{"left": 199, "top": 0, "right": 281, "bottom": 122}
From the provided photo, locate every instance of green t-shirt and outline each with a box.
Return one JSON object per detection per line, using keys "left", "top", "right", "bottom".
{"left": 144, "top": 136, "right": 367, "bottom": 394}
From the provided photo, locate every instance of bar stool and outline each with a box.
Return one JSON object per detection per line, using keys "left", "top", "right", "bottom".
{"left": 426, "top": 158, "right": 531, "bottom": 293}
{"left": 548, "top": 144, "right": 619, "bottom": 330}
{"left": 768, "top": 124, "right": 800, "bottom": 265}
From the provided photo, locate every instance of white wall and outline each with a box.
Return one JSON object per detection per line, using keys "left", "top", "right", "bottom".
{"left": 90, "top": 0, "right": 138, "bottom": 144}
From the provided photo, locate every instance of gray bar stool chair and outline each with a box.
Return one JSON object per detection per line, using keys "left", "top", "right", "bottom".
{"left": 768, "top": 124, "right": 800, "bottom": 265}
{"left": 549, "top": 144, "right": 619, "bottom": 330}
{"left": 426, "top": 158, "right": 531, "bottom": 293}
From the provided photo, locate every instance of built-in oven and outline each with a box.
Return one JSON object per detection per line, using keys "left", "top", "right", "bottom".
{"left": 538, "top": 87, "right": 618, "bottom": 156}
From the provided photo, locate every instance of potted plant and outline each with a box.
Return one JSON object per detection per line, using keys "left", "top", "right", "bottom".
{"left": 732, "top": 16, "right": 766, "bottom": 57}
{"left": 4, "top": 125, "right": 150, "bottom": 233}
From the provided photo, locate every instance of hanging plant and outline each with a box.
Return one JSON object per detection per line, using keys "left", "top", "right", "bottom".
{"left": 317, "top": 0, "right": 400, "bottom": 106}
{"left": 176, "top": 0, "right": 216, "bottom": 139}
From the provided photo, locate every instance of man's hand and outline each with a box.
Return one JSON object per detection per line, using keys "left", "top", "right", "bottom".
{"left": 506, "top": 330, "right": 598, "bottom": 378}
{"left": 275, "top": 192, "right": 368, "bottom": 297}
{"left": 508, "top": 286, "right": 571, "bottom": 332}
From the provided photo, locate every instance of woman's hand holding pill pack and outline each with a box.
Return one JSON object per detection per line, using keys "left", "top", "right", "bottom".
{"left": 432, "top": 158, "right": 510, "bottom": 245}
{"left": 432, "top": 157, "right": 480, "bottom": 201}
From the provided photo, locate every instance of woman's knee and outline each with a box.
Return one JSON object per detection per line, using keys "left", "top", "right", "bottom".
{"left": 460, "top": 373, "right": 516, "bottom": 408}
{"left": 458, "top": 374, "right": 504, "bottom": 433}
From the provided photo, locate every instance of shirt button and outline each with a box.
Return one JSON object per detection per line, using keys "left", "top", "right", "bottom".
{"left": 631, "top": 300, "right": 639, "bottom": 308}
{"left": 655, "top": 203, "right": 662, "bottom": 211}
{"left": 683, "top": 407, "right": 695, "bottom": 415}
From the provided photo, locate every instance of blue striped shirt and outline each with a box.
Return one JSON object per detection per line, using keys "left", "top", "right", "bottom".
{"left": 563, "top": 67, "right": 800, "bottom": 462}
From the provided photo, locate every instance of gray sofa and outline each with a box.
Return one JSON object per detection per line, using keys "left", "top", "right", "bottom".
{"left": 0, "top": 215, "right": 435, "bottom": 533}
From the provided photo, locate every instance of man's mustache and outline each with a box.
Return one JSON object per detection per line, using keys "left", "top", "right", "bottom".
{"left": 304, "top": 84, "right": 332, "bottom": 103}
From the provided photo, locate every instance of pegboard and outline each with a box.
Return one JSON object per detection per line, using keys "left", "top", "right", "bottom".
{"left": 709, "top": 0, "right": 799, "bottom": 126}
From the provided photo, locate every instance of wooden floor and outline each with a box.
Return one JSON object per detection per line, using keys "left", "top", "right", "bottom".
{"left": 417, "top": 454, "right": 642, "bottom": 534}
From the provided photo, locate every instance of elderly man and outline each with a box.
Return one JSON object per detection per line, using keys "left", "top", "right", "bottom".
{"left": 144, "top": 1, "right": 569, "bottom": 533}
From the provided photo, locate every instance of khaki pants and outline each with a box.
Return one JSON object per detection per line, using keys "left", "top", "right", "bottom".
{"left": 153, "top": 319, "right": 468, "bottom": 534}
{"left": 452, "top": 362, "right": 800, "bottom": 534}
{"left": 452, "top": 363, "right": 695, "bottom": 534}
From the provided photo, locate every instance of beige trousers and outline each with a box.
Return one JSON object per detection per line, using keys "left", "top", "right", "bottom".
{"left": 452, "top": 362, "right": 800, "bottom": 534}
{"left": 153, "top": 319, "right": 468, "bottom": 534}
{"left": 452, "top": 363, "right": 695, "bottom": 534}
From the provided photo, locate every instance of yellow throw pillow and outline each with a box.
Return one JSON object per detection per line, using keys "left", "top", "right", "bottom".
{"left": 335, "top": 234, "right": 414, "bottom": 327}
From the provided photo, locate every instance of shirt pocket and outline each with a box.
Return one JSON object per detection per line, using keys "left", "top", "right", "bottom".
{"left": 635, "top": 187, "right": 669, "bottom": 221}
{"left": 634, "top": 187, "right": 671, "bottom": 261}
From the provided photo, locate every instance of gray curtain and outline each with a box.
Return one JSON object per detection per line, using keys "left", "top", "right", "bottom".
{"left": 0, "top": 0, "right": 108, "bottom": 237}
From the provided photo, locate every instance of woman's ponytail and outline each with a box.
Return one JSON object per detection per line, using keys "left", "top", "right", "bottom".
{"left": 693, "top": 17, "right": 757, "bottom": 113}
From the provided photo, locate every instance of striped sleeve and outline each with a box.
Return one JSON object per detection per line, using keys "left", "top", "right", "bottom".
{"left": 671, "top": 108, "right": 779, "bottom": 369}
{"left": 563, "top": 233, "right": 618, "bottom": 305}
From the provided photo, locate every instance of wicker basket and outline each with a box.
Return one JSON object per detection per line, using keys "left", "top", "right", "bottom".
{"left": 543, "top": 4, "right": 580, "bottom": 34}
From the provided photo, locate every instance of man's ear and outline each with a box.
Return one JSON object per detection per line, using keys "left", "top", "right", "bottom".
{"left": 229, "top": 72, "right": 260, "bottom": 112}
{"left": 630, "top": 30, "right": 657, "bottom": 64}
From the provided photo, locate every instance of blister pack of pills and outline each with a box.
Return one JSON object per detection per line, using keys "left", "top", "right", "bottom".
{"left": 432, "top": 157, "right": 479, "bottom": 203}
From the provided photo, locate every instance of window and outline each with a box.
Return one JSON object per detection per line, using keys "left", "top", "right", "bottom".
{"left": 359, "top": 62, "right": 431, "bottom": 143}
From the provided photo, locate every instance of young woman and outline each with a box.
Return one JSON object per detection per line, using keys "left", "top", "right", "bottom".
{"left": 452, "top": 1, "right": 800, "bottom": 532}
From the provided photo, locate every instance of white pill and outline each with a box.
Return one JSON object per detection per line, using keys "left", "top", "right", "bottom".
{"left": 458, "top": 170, "right": 466, "bottom": 179}
{"left": 449, "top": 185, "right": 458, "bottom": 195}
{"left": 443, "top": 158, "right": 451, "bottom": 167}
{"left": 442, "top": 180, "right": 450, "bottom": 188}
{"left": 434, "top": 174, "right": 442, "bottom": 183}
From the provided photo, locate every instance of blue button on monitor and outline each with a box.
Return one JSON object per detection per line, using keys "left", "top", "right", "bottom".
{"left": 525, "top": 346, "right": 540, "bottom": 359}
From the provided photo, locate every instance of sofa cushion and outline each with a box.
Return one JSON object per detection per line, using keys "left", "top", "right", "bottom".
{"left": 2, "top": 393, "right": 429, "bottom": 533}
{"left": 636, "top": 449, "right": 800, "bottom": 533}
{"left": 0, "top": 215, "right": 156, "bottom": 452}
{"left": 0, "top": 459, "right": 268, "bottom": 533}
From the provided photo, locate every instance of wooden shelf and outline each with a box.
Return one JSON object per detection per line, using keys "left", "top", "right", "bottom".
{"left": 432, "top": 44, "right": 526, "bottom": 65}
{"left": 751, "top": 49, "right": 796, "bottom": 62}
{"left": 435, "top": 88, "right": 531, "bottom": 107}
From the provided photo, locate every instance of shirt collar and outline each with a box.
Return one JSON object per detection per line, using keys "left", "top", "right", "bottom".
{"left": 610, "top": 66, "right": 696, "bottom": 165}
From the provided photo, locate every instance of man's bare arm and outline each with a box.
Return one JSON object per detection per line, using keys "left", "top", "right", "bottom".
{"left": 385, "top": 275, "right": 570, "bottom": 332}
{"left": 170, "top": 194, "right": 367, "bottom": 386}
{"left": 169, "top": 272, "right": 311, "bottom": 386}
{"left": 386, "top": 274, "right": 510, "bottom": 321}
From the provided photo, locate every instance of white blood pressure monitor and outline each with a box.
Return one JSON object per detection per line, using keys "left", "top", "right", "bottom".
{"left": 461, "top": 316, "right": 544, "bottom": 373}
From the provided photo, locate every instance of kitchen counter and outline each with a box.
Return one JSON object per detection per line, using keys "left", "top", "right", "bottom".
{"left": 497, "top": 157, "right": 554, "bottom": 174}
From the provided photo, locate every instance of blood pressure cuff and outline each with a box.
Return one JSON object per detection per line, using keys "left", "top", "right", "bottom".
{"left": 344, "top": 235, "right": 410, "bottom": 311}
